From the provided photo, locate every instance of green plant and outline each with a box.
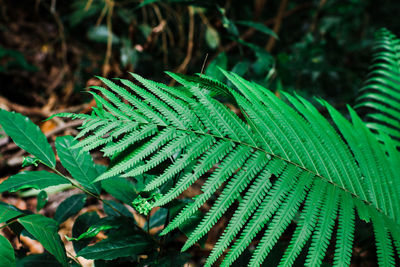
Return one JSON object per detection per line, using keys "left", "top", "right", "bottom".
{"left": 0, "top": 110, "right": 183, "bottom": 266}
{"left": 355, "top": 28, "right": 400, "bottom": 148}
{"left": 1, "top": 29, "right": 400, "bottom": 266}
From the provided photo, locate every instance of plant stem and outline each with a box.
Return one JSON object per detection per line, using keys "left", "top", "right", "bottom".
{"left": 48, "top": 165, "right": 160, "bottom": 243}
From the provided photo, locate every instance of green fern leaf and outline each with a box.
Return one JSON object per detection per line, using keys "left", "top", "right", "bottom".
{"left": 59, "top": 31, "right": 400, "bottom": 266}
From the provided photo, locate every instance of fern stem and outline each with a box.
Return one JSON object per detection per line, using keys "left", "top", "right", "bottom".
{"left": 44, "top": 163, "right": 162, "bottom": 245}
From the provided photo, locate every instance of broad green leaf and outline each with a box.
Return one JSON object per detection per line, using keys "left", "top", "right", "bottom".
{"left": 18, "top": 215, "right": 68, "bottom": 267}
{"left": 0, "top": 202, "right": 24, "bottom": 223}
{"left": 0, "top": 109, "right": 55, "bottom": 167}
{"left": 54, "top": 194, "right": 86, "bottom": 224}
{"left": 103, "top": 200, "right": 132, "bottom": 218}
{"left": 0, "top": 171, "right": 70, "bottom": 193}
{"left": 16, "top": 253, "right": 62, "bottom": 267}
{"left": 77, "top": 234, "right": 151, "bottom": 260}
{"left": 56, "top": 136, "right": 101, "bottom": 194}
{"left": 72, "top": 212, "right": 100, "bottom": 253}
{"left": 205, "top": 26, "right": 220, "bottom": 50}
{"left": 0, "top": 235, "right": 16, "bottom": 266}
{"left": 101, "top": 177, "right": 137, "bottom": 204}
{"left": 236, "top": 20, "right": 278, "bottom": 39}
{"left": 36, "top": 191, "right": 48, "bottom": 211}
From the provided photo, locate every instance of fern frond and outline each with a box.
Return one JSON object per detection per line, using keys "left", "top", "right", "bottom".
{"left": 62, "top": 42, "right": 400, "bottom": 266}
{"left": 355, "top": 28, "right": 400, "bottom": 148}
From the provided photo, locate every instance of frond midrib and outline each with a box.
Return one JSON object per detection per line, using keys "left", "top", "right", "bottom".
{"left": 128, "top": 118, "right": 393, "bottom": 223}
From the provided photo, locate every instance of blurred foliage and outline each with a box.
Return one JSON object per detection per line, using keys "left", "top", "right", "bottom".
{"left": 0, "top": 0, "right": 399, "bottom": 105}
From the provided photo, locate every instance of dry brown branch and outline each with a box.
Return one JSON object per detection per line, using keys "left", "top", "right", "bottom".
{"left": 309, "top": 0, "right": 327, "bottom": 33}
{"left": 266, "top": 0, "right": 288, "bottom": 52}
{"left": 102, "top": 0, "right": 114, "bottom": 76}
{"left": 175, "top": 6, "right": 195, "bottom": 74}
{"left": 221, "top": 2, "right": 312, "bottom": 54}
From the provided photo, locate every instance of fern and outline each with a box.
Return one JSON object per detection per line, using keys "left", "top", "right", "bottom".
{"left": 355, "top": 28, "right": 400, "bottom": 148}
{"left": 57, "top": 31, "right": 400, "bottom": 266}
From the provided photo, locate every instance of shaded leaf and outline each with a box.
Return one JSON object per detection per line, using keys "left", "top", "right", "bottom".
{"left": 16, "top": 253, "right": 63, "bottom": 267}
{"left": 54, "top": 194, "right": 86, "bottom": 224}
{"left": 145, "top": 208, "right": 168, "bottom": 229}
{"left": 101, "top": 177, "right": 137, "bottom": 204}
{"left": 72, "top": 212, "right": 100, "bottom": 253}
{"left": 103, "top": 200, "right": 132, "bottom": 218}
{"left": 0, "top": 109, "right": 55, "bottom": 167}
{"left": 18, "top": 215, "right": 68, "bottom": 267}
{"left": 77, "top": 234, "right": 152, "bottom": 260}
{"left": 68, "top": 217, "right": 125, "bottom": 241}
{"left": 0, "top": 202, "right": 24, "bottom": 223}
{"left": 0, "top": 171, "right": 70, "bottom": 193}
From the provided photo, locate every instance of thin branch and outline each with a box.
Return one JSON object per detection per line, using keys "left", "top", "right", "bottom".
{"left": 174, "top": 6, "right": 195, "bottom": 74}
{"left": 220, "top": 2, "right": 312, "bottom": 55}
{"left": 103, "top": 0, "right": 114, "bottom": 76}
{"left": 266, "top": 0, "right": 288, "bottom": 52}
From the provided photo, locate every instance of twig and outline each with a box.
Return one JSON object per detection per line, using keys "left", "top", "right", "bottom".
{"left": 0, "top": 96, "right": 89, "bottom": 118}
{"left": 0, "top": 96, "right": 52, "bottom": 117}
{"left": 136, "top": 20, "right": 166, "bottom": 52}
{"left": 309, "top": 0, "right": 327, "bottom": 33}
{"left": 219, "top": 2, "right": 312, "bottom": 55}
{"left": 266, "top": 0, "right": 288, "bottom": 52}
{"left": 200, "top": 53, "right": 209, "bottom": 74}
{"left": 152, "top": 4, "right": 168, "bottom": 65}
{"left": 174, "top": 6, "right": 195, "bottom": 74}
{"left": 103, "top": 0, "right": 114, "bottom": 76}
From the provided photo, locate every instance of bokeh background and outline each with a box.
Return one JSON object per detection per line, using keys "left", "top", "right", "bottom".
{"left": 1, "top": 0, "right": 399, "bottom": 110}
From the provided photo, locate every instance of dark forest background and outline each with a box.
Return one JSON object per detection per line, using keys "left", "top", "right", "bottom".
{"left": 0, "top": 0, "right": 399, "bottom": 265}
